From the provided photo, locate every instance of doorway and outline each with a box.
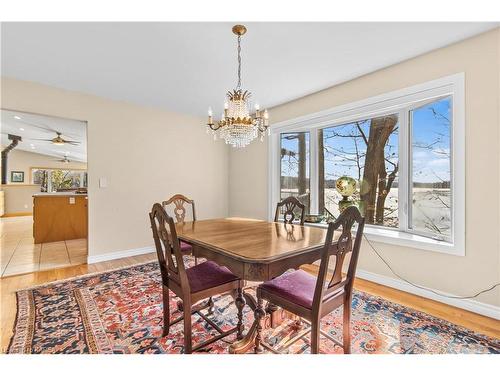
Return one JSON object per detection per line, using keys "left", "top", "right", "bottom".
{"left": 1, "top": 109, "right": 88, "bottom": 277}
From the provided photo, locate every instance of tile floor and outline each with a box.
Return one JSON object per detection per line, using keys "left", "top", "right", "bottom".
{"left": 1, "top": 216, "right": 87, "bottom": 277}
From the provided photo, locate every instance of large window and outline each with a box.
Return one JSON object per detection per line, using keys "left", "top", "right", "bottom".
{"left": 270, "top": 74, "right": 464, "bottom": 255}
{"left": 32, "top": 168, "right": 87, "bottom": 192}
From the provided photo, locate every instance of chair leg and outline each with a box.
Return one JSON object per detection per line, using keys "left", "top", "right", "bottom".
{"left": 310, "top": 318, "right": 320, "bottom": 354}
{"left": 162, "top": 285, "right": 170, "bottom": 337}
{"left": 194, "top": 256, "right": 198, "bottom": 266}
{"left": 343, "top": 300, "right": 351, "bottom": 354}
{"left": 235, "top": 287, "right": 245, "bottom": 340}
{"left": 183, "top": 303, "right": 193, "bottom": 354}
{"left": 207, "top": 297, "right": 215, "bottom": 316}
{"left": 254, "top": 295, "right": 265, "bottom": 353}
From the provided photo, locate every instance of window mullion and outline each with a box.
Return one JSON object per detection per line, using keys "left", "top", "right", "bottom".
{"left": 398, "top": 109, "right": 409, "bottom": 233}
{"left": 47, "top": 170, "right": 52, "bottom": 192}
{"left": 310, "top": 129, "right": 319, "bottom": 214}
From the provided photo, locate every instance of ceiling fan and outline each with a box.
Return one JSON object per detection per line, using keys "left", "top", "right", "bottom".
{"left": 53, "top": 155, "right": 71, "bottom": 163}
{"left": 35, "top": 131, "right": 81, "bottom": 146}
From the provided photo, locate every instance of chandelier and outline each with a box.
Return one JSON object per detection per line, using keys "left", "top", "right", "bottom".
{"left": 206, "top": 25, "right": 269, "bottom": 148}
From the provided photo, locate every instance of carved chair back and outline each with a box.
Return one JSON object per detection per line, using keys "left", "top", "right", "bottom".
{"left": 312, "top": 206, "right": 365, "bottom": 311}
{"left": 274, "top": 196, "right": 306, "bottom": 225}
{"left": 162, "top": 194, "right": 196, "bottom": 224}
{"left": 149, "top": 203, "right": 190, "bottom": 293}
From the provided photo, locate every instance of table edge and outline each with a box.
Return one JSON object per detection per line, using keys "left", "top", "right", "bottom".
{"left": 178, "top": 235, "right": 329, "bottom": 264}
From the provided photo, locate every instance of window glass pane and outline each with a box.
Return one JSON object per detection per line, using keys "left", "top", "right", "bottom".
{"left": 32, "top": 169, "right": 49, "bottom": 191}
{"left": 280, "top": 132, "right": 310, "bottom": 215}
{"left": 410, "top": 96, "right": 452, "bottom": 240}
{"left": 320, "top": 114, "right": 399, "bottom": 227}
{"left": 49, "top": 170, "right": 74, "bottom": 191}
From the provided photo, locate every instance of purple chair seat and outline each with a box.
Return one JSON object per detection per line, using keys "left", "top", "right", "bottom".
{"left": 259, "top": 269, "right": 317, "bottom": 309}
{"left": 180, "top": 240, "right": 192, "bottom": 253}
{"left": 186, "top": 261, "right": 239, "bottom": 293}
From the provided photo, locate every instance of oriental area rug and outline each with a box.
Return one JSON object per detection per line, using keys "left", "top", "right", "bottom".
{"left": 7, "top": 260, "right": 500, "bottom": 354}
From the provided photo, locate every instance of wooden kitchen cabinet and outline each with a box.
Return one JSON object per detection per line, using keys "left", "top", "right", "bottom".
{"left": 33, "top": 194, "right": 88, "bottom": 244}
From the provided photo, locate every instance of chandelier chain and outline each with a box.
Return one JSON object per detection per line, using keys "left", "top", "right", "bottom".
{"left": 237, "top": 35, "right": 242, "bottom": 90}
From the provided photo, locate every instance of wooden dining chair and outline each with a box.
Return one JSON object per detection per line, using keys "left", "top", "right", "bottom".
{"left": 254, "top": 206, "right": 365, "bottom": 354}
{"left": 149, "top": 203, "right": 245, "bottom": 353}
{"left": 162, "top": 194, "right": 197, "bottom": 259}
{"left": 274, "top": 196, "right": 306, "bottom": 225}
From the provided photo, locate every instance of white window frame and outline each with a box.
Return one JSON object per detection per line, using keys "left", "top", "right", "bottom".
{"left": 268, "top": 73, "right": 465, "bottom": 256}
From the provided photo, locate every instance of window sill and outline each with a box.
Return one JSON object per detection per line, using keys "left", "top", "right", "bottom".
{"left": 303, "top": 221, "right": 464, "bottom": 256}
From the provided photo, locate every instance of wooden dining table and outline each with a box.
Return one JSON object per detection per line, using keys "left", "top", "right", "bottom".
{"left": 175, "top": 217, "right": 333, "bottom": 354}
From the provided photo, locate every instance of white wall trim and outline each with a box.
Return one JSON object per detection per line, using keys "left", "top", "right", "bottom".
{"left": 87, "top": 246, "right": 155, "bottom": 264}
{"left": 356, "top": 269, "right": 500, "bottom": 320}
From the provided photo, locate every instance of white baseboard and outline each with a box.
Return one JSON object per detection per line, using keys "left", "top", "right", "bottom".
{"left": 356, "top": 269, "right": 500, "bottom": 320}
{"left": 87, "top": 246, "right": 155, "bottom": 264}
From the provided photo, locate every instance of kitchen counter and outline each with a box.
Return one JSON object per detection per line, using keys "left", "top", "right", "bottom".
{"left": 33, "top": 192, "right": 87, "bottom": 197}
{"left": 33, "top": 193, "right": 88, "bottom": 243}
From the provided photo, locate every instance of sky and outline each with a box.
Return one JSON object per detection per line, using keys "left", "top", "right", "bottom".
{"left": 281, "top": 96, "right": 451, "bottom": 185}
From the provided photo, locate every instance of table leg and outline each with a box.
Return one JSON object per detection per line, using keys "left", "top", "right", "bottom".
{"left": 229, "top": 289, "right": 268, "bottom": 354}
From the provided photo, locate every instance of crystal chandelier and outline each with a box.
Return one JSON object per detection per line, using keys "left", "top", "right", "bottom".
{"left": 206, "top": 25, "right": 269, "bottom": 148}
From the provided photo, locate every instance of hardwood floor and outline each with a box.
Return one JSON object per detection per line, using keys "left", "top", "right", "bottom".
{"left": 0, "top": 253, "right": 157, "bottom": 352}
{"left": 1, "top": 254, "right": 498, "bottom": 353}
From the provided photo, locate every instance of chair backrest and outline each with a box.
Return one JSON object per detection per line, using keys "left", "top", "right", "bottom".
{"left": 274, "top": 196, "right": 306, "bottom": 225}
{"left": 312, "top": 206, "right": 365, "bottom": 311}
{"left": 149, "top": 203, "right": 189, "bottom": 292}
{"left": 162, "top": 194, "right": 196, "bottom": 223}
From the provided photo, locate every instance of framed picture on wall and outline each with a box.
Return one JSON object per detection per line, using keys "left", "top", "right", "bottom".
{"left": 11, "top": 171, "right": 25, "bottom": 183}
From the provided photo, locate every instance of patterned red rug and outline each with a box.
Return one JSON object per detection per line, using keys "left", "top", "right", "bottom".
{"left": 7, "top": 260, "right": 500, "bottom": 354}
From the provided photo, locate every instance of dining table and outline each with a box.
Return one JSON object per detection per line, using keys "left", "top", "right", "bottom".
{"left": 175, "top": 217, "right": 335, "bottom": 354}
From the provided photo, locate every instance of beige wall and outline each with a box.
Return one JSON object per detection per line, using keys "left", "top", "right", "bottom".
{"left": 1, "top": 78, "right": 229, "bottom": 257}
{"left": 229, "top": 29, "right": 500, "bottom": 308}
{"left": 1, "top": 184, "right": 40, "bottom": 214}
{"left": 2, "top": 148, "right": 87, "bottom": 184}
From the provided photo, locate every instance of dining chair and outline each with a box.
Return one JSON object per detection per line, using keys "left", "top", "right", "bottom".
{"left": 162, "top": 194, "right": 196, "bottom": 259}
{"left": 254, "top": 205, "right": 365, "bottom": 354}
{"left": 274, "top": 196, "right": 306, "bottom": 225}
{"left": 149, "top": 203, "right": 245, "bottom": 353}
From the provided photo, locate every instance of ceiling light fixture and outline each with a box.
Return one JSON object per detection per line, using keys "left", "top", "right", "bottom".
{"left": 14, "top": 116, "right": 21, "bottom": 120}
{"left": 206, "top": 24, "right": 269, "bottom": 148}
{"left": 19, "top": 128, "right": 25, "bottom": 131}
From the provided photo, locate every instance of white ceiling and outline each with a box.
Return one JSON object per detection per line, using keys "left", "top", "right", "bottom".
{"left": 1, "top": 22, "right": 498, "bottom": 118}
{"left": 0, "top": 109, "right": 87, "bottom": 162}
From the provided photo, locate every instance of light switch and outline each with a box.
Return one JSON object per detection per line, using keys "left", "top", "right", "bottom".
{"left": 69, "top": 197, "right": 75, "bottom": 204}
{"left": 99, "top": 177, "right": 107, "bottom": 188}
